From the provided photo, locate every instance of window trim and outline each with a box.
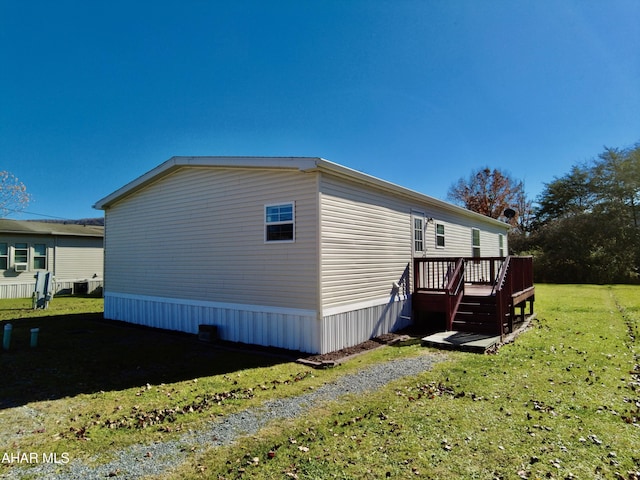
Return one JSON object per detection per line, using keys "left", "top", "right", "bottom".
{"left": 13, "top": 242, "right": 29, "bottom": 264}
{"left": 411, "top": 211, "right": 425, "bottom": 255}
{"left": 264, "top": 202, "right": 295, "bottom": 243}
{"left": 435, "top": 222, "right": 445, "bottom": 249}
{"left": 33, "top": 243, "right": 48, "bottom": 270}
{"left": 0, "top": 243, "right": 7, "bottom": 270}
{"left": 0, "top": 242, "right": 50, "bottom": 272}
{"left": 499, "top": 234, "right": 505, "bottom": 257}
{"left": 472, "top": 228, "right": 481, "bottom": 258}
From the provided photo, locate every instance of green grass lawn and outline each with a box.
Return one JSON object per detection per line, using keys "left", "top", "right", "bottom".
{"left": 1, "top": 286, "right": 639, "bottom": 479}
{"left": 159, "top": 285, "right": 640, "bottom": 480}
{"left": 0, "top": 296, "right": 417, "bottom": 474}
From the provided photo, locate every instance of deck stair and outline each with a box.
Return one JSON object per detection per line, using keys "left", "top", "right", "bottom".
{"left": 413, "top": 256, "right": 534, "bottom": 341}
{"left": 452, "top": 293, "right": 503, "bottom": 334}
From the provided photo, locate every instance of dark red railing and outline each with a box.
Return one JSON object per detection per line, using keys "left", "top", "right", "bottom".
{"left": 445, "top": 258, "right": 465, "bottom": 330}
{"left": 492, "top": 256, "right": 535, "bottom": 334}
{"left": 414, "top": 257, "right": 460, "bottom": 291}
{"left": 414, "top": 257, "right": 505, "bottom": 290}
{"left": 414, "top": 256, "right": 535, "bottom": 336}
{"left": 413, "top": 257, "right": 466, "bottom": 331}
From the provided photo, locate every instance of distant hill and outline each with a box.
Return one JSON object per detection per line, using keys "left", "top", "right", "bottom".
{"left": 26, "top": 217, "right": 105, "bottom": 226}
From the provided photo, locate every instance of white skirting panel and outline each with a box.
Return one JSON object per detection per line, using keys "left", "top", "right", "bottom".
{"left": 0, "top": 279, "right": 103, "bottom": 299}
{"left": 0, "top": 282, "right": 34, "bottom": 299}
{"left": 104, "top": 292, "right": 321, "bottom": 353}
{"left": 320, "top": 296, "right": 412, "bottom": 354}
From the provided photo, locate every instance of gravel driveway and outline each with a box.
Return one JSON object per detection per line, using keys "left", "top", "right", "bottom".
{"left": 2, "top": 352, "right": 443, "bottom": 480}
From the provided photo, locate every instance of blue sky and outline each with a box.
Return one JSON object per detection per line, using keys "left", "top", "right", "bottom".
{"left": 1, "top": 0, "right": 639, "bottom": 220}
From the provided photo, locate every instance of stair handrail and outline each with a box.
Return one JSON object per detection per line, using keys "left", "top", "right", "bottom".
{"left": 445, "top": 258, "right": 465, "bottom": 330}
{"left": 446, "top": 257, "right": 465, "bottom": 296}
{"left": 491, "top": 255, "right": 511, "bottom": 296}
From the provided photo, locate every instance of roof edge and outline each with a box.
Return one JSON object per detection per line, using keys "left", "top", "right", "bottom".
{"left": 313, "top": 159, "right": 509, "bottom": 229}
{"left": 93, "top": 156, "right": 509, "bottom": 230}
{"left": 93, "top": 156, "right": 322, "bottom": 210}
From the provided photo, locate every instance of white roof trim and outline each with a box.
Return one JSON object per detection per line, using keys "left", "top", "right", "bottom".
{"left": 93, "top": 156, "right": 508, "bottom": 229}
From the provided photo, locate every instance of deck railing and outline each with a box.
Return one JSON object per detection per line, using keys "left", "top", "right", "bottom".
{"left": 413, "top": 257, "right": 466, "bottom": 330}
{"left": 413, "top": 256, "right": 535, "bottom": 336}
{"left": 414, "top": 257, "right": 506, "bottom": 291}
{"left": 493, "top": 256, "right": 535, "bottom": 333}
{"left": 414, "top": 257, "right": 462, "bottom": 291}
{"left": 464, "top": 257, "right": 505, "bottom": 285}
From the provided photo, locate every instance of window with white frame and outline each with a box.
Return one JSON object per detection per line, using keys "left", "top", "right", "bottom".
{"left": 33, "top": 243, "right": 47, "bottom": 269}
{"left": 14, "top": 243, "right": 28, "bottom": 265}
{"left": 412, "top": 212, "right": 425, "bottom": 254}
{"left": 436, "top": 223, "right": 445, "bottom": 248}
{"left": 0, "top": 243, "right": 7, "bottom": 269}
{"left": 265, "top": 202, "right": 295, "bottom": 242}
{"left": 472, "top": 229, "right": 481, "bottom": 257}
{"left": 499, "top": 234, "right": 505, "bottom": 257}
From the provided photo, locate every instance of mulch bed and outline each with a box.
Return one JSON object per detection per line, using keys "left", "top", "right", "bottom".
{"left": 299, "top": 332, "right": 412, "bottom": 367}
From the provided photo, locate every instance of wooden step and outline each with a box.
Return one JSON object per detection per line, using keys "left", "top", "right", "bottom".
{"left": 451, "top": 319, "right": 499, "bottom": 334}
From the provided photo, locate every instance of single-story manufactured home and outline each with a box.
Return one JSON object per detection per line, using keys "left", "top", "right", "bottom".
{"left": 94, "top": 156, "right": 526, "bottom": 354}
{"left": 0, "top": 219, "right": 104, "bottom": 299}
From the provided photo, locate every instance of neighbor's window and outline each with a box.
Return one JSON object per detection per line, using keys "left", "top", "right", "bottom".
{"left": 499, "top": 234, "right": 505, "bottom": 257}
{"left": 33, "top": 244, "right": 47, "bottom": 269}
{"left": 436, "top": 223, "right": 445, "bottom": 248}
{"left": 14, "top": 243, "right": 28, "bottom": 264}
{"left": 472, "top": 229, "right": 481, "bottom": 257}
{"left": 265, "top": 202, "right": 295, "bottom": 242}
{"left": 0, "top": 243, "right": 7, "bottom": 269}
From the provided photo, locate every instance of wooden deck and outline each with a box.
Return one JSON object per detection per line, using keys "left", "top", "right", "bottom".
{"left": 413, "top": 256, "right": 535, "bottom": 343}
{"left": 464, "top": 284, "right": 493, "bottom": 296}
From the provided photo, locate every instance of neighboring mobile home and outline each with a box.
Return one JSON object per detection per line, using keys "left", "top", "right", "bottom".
{"left": 0, "top": 220, "right": 104, "bottom": 299}
{"left": 94, "top": 157, "right": 511, "bottom": 354}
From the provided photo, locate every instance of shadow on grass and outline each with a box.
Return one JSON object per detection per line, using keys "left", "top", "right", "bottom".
{"left": 0, "top": 313, "right": 292, "bottom": 409}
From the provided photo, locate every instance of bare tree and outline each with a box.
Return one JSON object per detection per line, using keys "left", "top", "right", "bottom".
{"left": 0, "top": 171, "right": 31, "bottom": 217}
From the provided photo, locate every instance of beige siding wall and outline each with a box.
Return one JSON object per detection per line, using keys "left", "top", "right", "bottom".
{"left": 320, "top": 175, "right": 413, "bottom": 311}
{"left": 319, "top": 174, "right": 510, "bottom": 311}
{"left": 423, "top": 209, "right": 507, "bottom": 258}
{"left": 54, "top": 237, "right": 104, "bottom": 279}
{"left": 104, "top": 167, "right": 319, "bottom": 310}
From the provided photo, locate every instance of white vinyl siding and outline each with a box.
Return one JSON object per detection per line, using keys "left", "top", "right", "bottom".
{"left": 104, "top": 167, "right": 318, "bottom": 311}
{"left": 320, "top": 175, "right": 412, "bottom": 311}
{"left": 53, "top": 237, "right": 104, "bottom": 279}
{"left": 319, "top": 174, "right": 510, "bottom": 311}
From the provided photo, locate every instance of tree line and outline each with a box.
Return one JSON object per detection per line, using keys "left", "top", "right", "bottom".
{"left": 448, "top": 142, "right": 640, "bottom": 284}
